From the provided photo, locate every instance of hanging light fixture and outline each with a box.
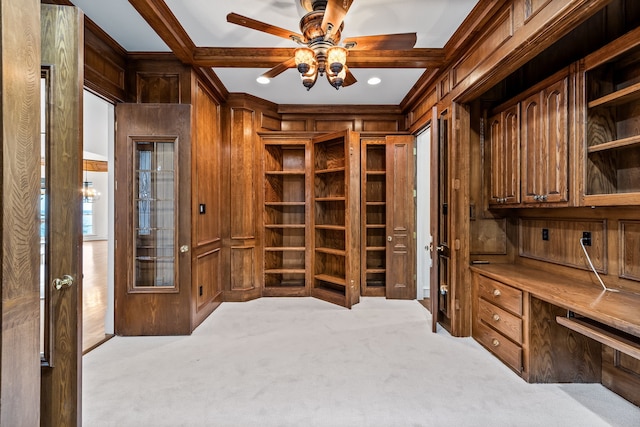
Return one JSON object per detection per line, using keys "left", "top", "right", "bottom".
{"left": 82, "top": 166, "right": 100, "bottom": 203}
{"left": 291, "top": 4, "right": 349, "bottom": 91}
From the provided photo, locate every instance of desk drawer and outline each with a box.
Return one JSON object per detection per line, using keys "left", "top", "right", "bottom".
{"left": 478, "top": 298, "right": 523, "bottom": 344}
{"left": 477, "top": 275, "right": 522, "bottom": 315}
{"left": 475, "top": 320, "right": 523, "bottom": 374}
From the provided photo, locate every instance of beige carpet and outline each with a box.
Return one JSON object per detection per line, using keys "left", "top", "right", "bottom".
{"left": 83, "top": 297, "right": 640, "bottom": 426}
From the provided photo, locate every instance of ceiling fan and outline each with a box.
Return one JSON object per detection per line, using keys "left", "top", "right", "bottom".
{"left": 227, "top": 0, "right": 417, "bottom": 90}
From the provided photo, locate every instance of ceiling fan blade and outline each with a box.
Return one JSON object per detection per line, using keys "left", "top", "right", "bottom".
{"left": 321, "top": 0, "right": 354, "bottom": 37}
{"left": 227, "top": 13, "right": 304, "bottom": 42}
{"left": 343, "top": 33, "right": 417, "bottom": 51}
{"left": 342, "top": 65, "right": 357, "bottom": 87}
{"left": 262, "top": 57, "right": 296, "bottom": 79}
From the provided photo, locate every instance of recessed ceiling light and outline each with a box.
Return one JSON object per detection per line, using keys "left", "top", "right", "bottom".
{"left": 367, "top": 77, "right": 382, "bottom": 85}
{"left": 256, "top": 76, "right": 270, "bottom": 85}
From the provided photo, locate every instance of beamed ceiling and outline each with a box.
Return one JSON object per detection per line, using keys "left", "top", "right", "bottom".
{"left": 69, "top": 0, "right": 480, "bottom": 105}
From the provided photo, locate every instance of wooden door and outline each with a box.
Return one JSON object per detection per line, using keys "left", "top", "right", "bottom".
{"left": 311, "top": 130, "right": 360, "bottom": 308}
{"left": 40, "top": 5, "right": 83, "bottom": 426}
{"left": 385, "top": 135, "right": 416, "bottom": 299}
{"left": 115, "top": 104, "right": 192, "bottom": 335}
{"left": 431, "top": 109, "right": 452, "bottom": 332}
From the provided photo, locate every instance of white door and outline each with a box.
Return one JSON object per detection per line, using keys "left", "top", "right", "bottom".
{"left": 416, "top": 128, "right": 432, "bottom": 300}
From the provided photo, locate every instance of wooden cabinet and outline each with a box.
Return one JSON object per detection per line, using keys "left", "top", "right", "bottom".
{"left": 262, "top": 138, "right": 310, "bottom": 297}
{"left": 583, "top": 28, "right": 640, "bottom": 206}
{"left": 473, "top": 274, "right": 525, "bottom": 374}
{"left": 488, "top": 105, "right": 520, "bottom": 206}
{"left": 488, "top": 72, "right": 570, "bottom": 207}
{"left": 521, "top": 77, "right": 569, "bottom": 204}
{"left": 312, "top": 130, "right": 361, "bottom": 308}
{"left": 472, "top": 266, "right": 603, "bottom": 384}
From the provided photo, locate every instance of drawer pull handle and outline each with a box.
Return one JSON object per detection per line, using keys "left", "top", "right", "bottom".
{"left": 492, "top": 314, "right": 500, "bottom": 322}
{"left": 493, "top": 289, "right": 501, "bottom": 297}
{"left": 492, "top": 339, "right": 500, "bottom": 347}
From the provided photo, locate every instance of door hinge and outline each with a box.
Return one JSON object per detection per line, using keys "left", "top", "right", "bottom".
{"left": 413, "top": 189, "right": 417, "bottom": 198}
{"left": 413, "top": 147, "right": 417, "bottom": 155}
{"left": 413, "top": 232, "right": 416, "bottom": 239}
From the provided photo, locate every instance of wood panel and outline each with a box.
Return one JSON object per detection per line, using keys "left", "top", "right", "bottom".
{"left": 195, "top": 249, "right": 220, "bottom": 311}
{"left": 230, "top": 108, "right": 256, "bottom": 239}
{"left": 126, "top": 55, "right": 192, "bottom": 104}
{"left": 470, "top": 218, "right": 507, "bottom": 255}
{"left": 315, "top": 120, "right": 355, "bottom": 132}
{"left": 191, "top": 81, "right": 222, "bottom": 328}
{"left": 620, "top": 221, "right": 640, "bottom": 281}
{"left": 527, "top": 297, "right": 601, "bottom": 383}
{"left": 519, "top": 218, "right": 606, "bottom": 271}
{"left": 602, "top": 345, "right": 640, "bottom": 406}
{"left": 1, "top": 0, "right": 41, "bottom": 425}
{"left": 194, "top": 82, "right": 221, "bottom": 246}
{"left": 84, "top": 18, "right": 126, "bottom": 102}
{"left": 137, "top": 73, "right": 180, "bottom": 103}
{"left": 230, "top": 247, "right": 255, "bottom": 291}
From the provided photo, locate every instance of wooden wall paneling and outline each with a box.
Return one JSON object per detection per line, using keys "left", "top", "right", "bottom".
{"left": 225, "top": 102, "right": 262, "bottom": 301}
{"left": 602, "top": 345, "right": 640, "bottom": 406}
{"left": 191, "top": 80, "right": 222, "bottom": 328}
{"left": 452, "top": 0, "right": 613, "bottom": 103}
{"left": 315, "top": 119, "right": 356, "bottom": 132}
{"left": 1, "top": 0, "right": 41, "bottom": 425}
{"left": 126, "top": 54, "right": 192, "bottom": 104}
{"left": 450, "top": 103, "right": 472, "bottom": 336}
{"left": 620, "top": 220, "right": 640, "bottom": 281}
{"left": 470, "top": 219, "right": 508, "bottom": 255}
{"left": 194, "top": 81, "right": 221, "bottom": 247}
{"left": 519, "top": 218, "right": 606, "bottom": 271}
{"left": 83, "top": 18, "right": 126, "bottom": 102}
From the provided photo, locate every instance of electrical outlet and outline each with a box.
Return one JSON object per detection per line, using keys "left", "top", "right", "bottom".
{"left": 582, "top": 231, "right": 592, "bottom": 246}
{"left": 542, "top": 228, "right": 549, "bottom": 241}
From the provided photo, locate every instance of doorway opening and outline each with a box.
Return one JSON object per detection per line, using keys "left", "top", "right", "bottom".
{"left": 416, "top": 127, "right": 432, "bottom": 305}
{"left": 82, "top": 90, "right": 115, "bottom": 352}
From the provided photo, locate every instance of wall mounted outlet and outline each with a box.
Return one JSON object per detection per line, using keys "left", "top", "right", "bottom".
{"left": 582, "top": 231, "right": 592, "bottom": 246}
{"left": 542, "top": 228, "right": 549, "bottom": 241}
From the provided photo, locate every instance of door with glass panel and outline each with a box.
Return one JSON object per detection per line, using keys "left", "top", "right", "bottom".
{"left": 115, "top": 104, "right": 192, "bottom": 335}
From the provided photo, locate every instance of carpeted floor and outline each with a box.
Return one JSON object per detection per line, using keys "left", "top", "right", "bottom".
{"left": 83, "top": 297, "right": 640, "bottom": 426}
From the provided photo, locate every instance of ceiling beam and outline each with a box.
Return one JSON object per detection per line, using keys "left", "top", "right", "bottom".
{"left": 193, "top": 47, "right": 445, "bottom": 69}
{"left": 128, "top": 0, "right": 196, "bottom": 63}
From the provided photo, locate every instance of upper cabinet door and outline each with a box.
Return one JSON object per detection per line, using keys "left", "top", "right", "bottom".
{"left": 311, "top": 130, "right": 360, "bottom": 308}
{"left": 489, "top": 105, "right": 520, "bottom": 206}
{"left": 115, "top": 103, "right": 192, "bottom": 335}
{"left": 521, "top": 77, "right": 569, "bottom": 204}
{"left": 385, "top": 135, "right": 416, "bottom": 299}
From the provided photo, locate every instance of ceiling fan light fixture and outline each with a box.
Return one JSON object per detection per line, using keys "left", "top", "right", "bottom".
{"left": 327, "top": 46, "right": 347, "bottom": 74}
{"left": 328, "top": 67, "right": 346, "bottom": 90}
{"left": 301, "top": 67, "right": 318, "bottom": 91}
{"left": 295, "top": 47, "right": 315, "bottom": 75}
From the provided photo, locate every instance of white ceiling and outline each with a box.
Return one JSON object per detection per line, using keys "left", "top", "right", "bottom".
{"left": 70, "top": 0, "right": 479, "bottom": 105}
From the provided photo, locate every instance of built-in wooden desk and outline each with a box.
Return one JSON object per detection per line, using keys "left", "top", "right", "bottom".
{"left": 470, "top": 263, "right": 640, "bottom": 405}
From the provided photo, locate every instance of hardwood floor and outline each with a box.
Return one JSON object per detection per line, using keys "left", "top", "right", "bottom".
{"left": 83, "top": 239, "right": 110, "bottom": 352}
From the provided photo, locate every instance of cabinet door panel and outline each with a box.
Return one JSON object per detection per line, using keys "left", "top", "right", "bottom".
{"left": 542, "top": 77, "right": 569, "bottom": 203}
{"left": 521, "top": 92, "right": 542, "bottom": 203}
{"left": 503, "top": 105, "right": 521, "bottom": 204}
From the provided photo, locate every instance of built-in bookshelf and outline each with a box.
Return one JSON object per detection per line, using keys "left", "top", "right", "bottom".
{"left": 263, "top": 143, "right": 308, "bottom": 296}
{"left": 584, "top": 31, "right": 640, "bottom": 205}
{"left": 361, "top": 140, "right": 387, "bottom": 296}
{"left": 312, "top": 131, "right": 360, "bottom": 308}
